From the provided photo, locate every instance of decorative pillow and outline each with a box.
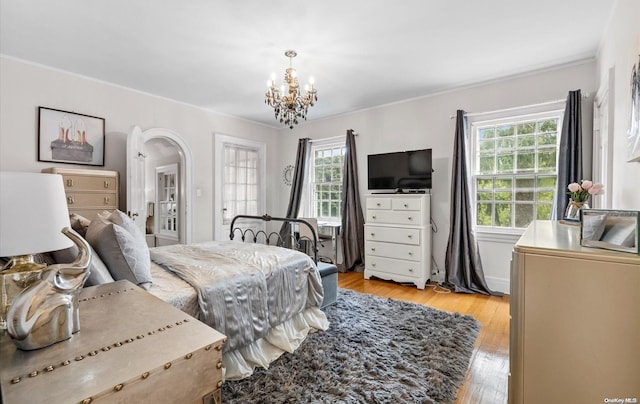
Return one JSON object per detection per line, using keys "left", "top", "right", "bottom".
{"left": 86, "top": 213, "right": 152, "bottom": 290}
{"left": 105, "top": 210, "right": 146, "bottom": 242}
{"left": 69, "top": 213, "right": 92, "bottom": 238}
{"left": 51, "top": 244, "right": 115, "bottom": 286}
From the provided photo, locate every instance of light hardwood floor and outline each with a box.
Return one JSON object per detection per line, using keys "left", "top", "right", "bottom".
{"left": 338, "top": 272, "right": 510, "bottom": 404}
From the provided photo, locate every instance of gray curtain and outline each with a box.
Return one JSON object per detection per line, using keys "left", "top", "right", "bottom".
{"left": 444, "top": 110, "right": 498, "bottom": 295}
{"left": 280, "top": 138, "right": 310, "bottom": 246}
{"left": 340, "top": 129, "right": 365, "bottom": 272}
{"left": 553, "top": 89, "right": 583, "bottom": 219}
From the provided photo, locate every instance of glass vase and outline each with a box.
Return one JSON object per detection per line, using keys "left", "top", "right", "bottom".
{"left": 564, "top": 199, "right": 589, "bottom": 222}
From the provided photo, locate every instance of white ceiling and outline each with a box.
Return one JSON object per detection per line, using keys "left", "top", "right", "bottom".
{"left": 0, "top": 0, "right": 615, "bottom": 129}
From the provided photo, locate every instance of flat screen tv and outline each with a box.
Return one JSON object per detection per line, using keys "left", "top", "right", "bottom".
{"left": 367, "top": 148, "right": 432, "bottom": 191}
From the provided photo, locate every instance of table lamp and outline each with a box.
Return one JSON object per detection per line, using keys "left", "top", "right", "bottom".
{"left": 1, "top": 172, "right": 91, "bottom": 349}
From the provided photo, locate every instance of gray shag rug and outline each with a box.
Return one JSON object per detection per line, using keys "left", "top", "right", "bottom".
{"left": 222, "top": 289, "right": 480, "bottom": 404}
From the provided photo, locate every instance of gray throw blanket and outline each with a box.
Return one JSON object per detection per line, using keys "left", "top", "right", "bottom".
{"left": 149, "top": 241, "right": 324, "bottom": 351}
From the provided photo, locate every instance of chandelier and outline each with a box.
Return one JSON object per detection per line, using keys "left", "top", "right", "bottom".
{"left": 265, "top": 50, "right": 318, "bottom": 129}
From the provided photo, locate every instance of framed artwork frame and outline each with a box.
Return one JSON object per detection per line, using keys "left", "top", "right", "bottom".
{"left": 38, "top": 107, "right": 105, "bottom": 166}
{"left": 628, "top": 54, "right": 640, "bottom": 162}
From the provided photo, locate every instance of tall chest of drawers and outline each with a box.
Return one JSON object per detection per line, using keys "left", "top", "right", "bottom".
{"left": 42, "top": 167, "right": 119, "bottom": 219}
{"left": 364, "top": 194, "right": 431, "bottom": 289}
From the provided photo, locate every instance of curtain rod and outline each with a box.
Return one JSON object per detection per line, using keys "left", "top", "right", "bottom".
{"left": 309, "top": 132, "right": 358, "bottom": 143}
{"left": 449, "top": 92, "right": 590, "bottom": 119}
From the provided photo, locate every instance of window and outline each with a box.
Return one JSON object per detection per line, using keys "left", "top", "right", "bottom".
{"left": 471, "top": 110, "right": 563, "bottom": 231}
{"left": 309, "top": 143, "right": 346, "bottom": 221}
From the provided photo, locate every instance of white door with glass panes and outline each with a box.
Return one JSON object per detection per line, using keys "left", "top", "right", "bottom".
{"left": 156, "top": 164, "right": 179, "bottom": 244}
{"left": 214, "top": 134, "right": 266, "bottom": 241}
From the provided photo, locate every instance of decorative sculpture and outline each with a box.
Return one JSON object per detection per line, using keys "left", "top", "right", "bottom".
{"left": 6, "top": 227, "right": 91, "bottom": 350}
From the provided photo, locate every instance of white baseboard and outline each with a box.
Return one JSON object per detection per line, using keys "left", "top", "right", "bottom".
{"left": 486, "top": 275, "right": 510, "bottom": 295}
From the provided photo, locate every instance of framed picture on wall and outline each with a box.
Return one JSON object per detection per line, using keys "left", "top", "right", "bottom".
{"left": 628, "top": 54, "right": 640, "bottom": 162}
{"left": 38, "top": 107, "right": 105, "bottom": 166}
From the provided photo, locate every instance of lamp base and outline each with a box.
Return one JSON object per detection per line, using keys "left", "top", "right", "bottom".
{"left": 1, "top": 255, "right": 47, "bottom": 330}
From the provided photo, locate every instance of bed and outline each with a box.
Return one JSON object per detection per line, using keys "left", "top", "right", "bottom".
{"left": 47, "top": 210, "right": 330, "bottom": 380}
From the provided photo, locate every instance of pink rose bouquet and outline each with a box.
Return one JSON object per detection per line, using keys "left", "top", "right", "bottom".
{"left": 567, "top": 180, "right": 604, "bottom": 203}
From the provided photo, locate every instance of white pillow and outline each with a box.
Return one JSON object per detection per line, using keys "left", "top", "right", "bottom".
{"left": 86, "top": 211, "right": 152, "bottom": 290}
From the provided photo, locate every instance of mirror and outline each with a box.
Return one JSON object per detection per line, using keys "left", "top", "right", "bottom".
{"left": 282, "top": 164, "right": 294, "bottom": 186}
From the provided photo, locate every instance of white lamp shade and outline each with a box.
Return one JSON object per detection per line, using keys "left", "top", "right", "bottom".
{"left": 0, "top": 172, "right": 73, "bottom": 257}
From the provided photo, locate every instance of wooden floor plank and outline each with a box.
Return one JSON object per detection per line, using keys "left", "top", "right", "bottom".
{"left": 338, "top": 272, "right": 509, "bottom": 404}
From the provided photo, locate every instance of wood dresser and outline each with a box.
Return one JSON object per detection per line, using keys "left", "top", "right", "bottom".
{"left": 41, "top": 167, "right": 119, "bottom": 219}
{"left": 510, "top": 220, "right": 640, "bottom": 403}
{"left": 364, "top": 193, "right": 431, "bottom": 289}
{"left": 0, "top": 280, "right": 226, "bottom": 404}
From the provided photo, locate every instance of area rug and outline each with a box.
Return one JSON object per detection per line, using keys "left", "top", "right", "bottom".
{"left": 222, "top": 289, "right": 481, "bottom": 403}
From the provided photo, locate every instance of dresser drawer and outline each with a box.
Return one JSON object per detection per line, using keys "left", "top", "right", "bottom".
{"left": 367, "top": 209, "right": 423, "bottom": 226}
{"left": 391, "top": 198, "right": 421, "bottom": 211}
{"left": 365, "top": 225, "right": 420, "bottom": 245}
{"left": 367, "top": 197, "right": 391, "bottom": 210}
{"left": 367, "top": 240, "right": 421, "bottom": 262}
{"left": 366, "top": 255, "right": 421, "bottom": 278}
{"left": 62, "top": 175, "right": 118, "bottom": 191}
{"left": 66, "top": 192, "right": 118, "bottom": 208}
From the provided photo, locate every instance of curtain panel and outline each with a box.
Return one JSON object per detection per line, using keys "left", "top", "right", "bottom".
{"left": 444, "top": 110, "right": 499, "bottom": 295}
{"left": 279, "top": 138, "right": 310, "bottom": 246}
{"left": 340, "top": 129, "right": 365, "bottom": 272}
{"left": 553, "top": 89, "right": 583, "bottom": 220}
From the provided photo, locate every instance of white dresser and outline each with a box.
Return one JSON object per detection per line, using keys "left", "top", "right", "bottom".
{"left": 364, "top": 193, "right": 431, "bottom": 289}
{"left": 510, "top": 221, "right": 640, "bottom": 404}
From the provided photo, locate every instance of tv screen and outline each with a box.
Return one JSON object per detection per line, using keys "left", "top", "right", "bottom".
{"left": 367, "top": 149, "right": 432, "bottom": 191}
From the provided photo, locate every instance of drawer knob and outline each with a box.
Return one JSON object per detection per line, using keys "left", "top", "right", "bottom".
{"left": 408, "top": 268, "right": 414, "bottom": 273}
{"left": 407, "top": 234, "right": 413, "bottom": 238}
{"left": 67, "top": 196, "right": 75, "bottom": 205}
{"left": 376, "top": 202, "right": 380, "bottom": 206}
{"left": 372, "top": 263, "right": 376, "bottom": 267}
{"left": 372, "top": 215, "right": 376, "bottom": 219}
{"left": 66, "top": 179, "right": 74, "bottom": 187}
{"left": 370, "top": 233, "right": 375, "bottom": 236}
{"left": 408, "top": 252, "right": 413, "bottom": 256}
{"left": 104, "top": 196, "right": 110, "bottom": 204}
{"left": 404, "top": 203, "right": 408, "bottom": 207}
{"left": 371, "top": 248, "right": 376, "bottom": 251}
{"left": 408, "top": 216, "right": 412, "bottom": 220}
{"left": 104, "top": 180, "right": 110, "bottom": 188}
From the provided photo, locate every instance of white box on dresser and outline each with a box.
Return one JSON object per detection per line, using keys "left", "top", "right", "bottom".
{"left": 0, "top": 280, "right": 226, "bottom": 404}
{"left": 364, "top": 193, "right": 431, "bottom": 289}
{"left": 510, "top": 221, "right": 640, "bottom": 404}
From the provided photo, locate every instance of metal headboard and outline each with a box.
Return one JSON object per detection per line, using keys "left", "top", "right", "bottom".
{"left": 229, "top": 214, "right": 319, "bottom": 264}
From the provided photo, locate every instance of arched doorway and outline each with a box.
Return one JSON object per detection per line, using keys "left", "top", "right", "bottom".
{"left": 127, "top": 126, "right": 194, "bottom": 244}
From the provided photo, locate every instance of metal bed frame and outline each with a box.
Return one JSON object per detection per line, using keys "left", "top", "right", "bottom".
{"left": 229, "top": 214, "right": 319, "bottom": 264}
